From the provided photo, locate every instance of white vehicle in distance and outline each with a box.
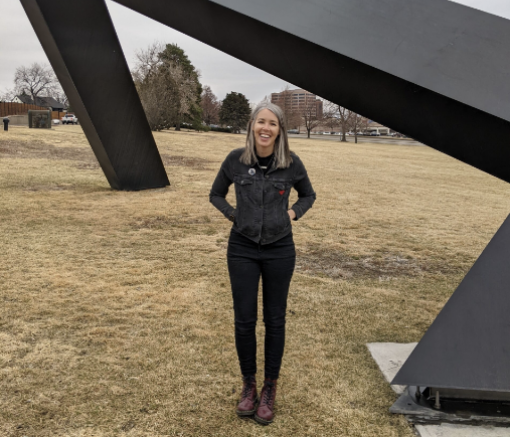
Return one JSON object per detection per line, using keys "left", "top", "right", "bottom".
{"left": 61, "top": 113, "right": 79, "bottom": 125}
{"left": 52, "top": 119, "right": 61, "bottom": 125}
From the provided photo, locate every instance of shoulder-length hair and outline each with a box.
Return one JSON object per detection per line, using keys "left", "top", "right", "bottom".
{"left": 240, "top": 102, "right": 292, "bottom": 169}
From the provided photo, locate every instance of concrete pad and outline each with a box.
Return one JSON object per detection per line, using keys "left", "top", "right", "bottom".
{"left": 416, "top": 424, "right": 510, "bottom": 437}
{"left": 368, "top": 342, "right": 510, "bottom": 437}
{"left": 366, "top": 342, "right": 417, "bottom": 394}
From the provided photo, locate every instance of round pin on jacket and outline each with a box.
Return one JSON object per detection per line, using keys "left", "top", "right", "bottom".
{"left": 248, "top": 168, "right": 256, "bottom": 176}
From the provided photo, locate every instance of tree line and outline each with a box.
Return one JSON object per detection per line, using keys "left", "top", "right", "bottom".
{"left": 1, "top": 42, "right": 370, "bottom": 141}
{"left": 0, "top": 43, "right": 252, "bottom": 134}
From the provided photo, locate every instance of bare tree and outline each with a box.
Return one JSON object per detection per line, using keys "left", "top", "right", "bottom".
{"left": 300, "top": 97, "right": 322, "bottom": 138}
{"left": 323, "top": 100, "right": 354, "bottom": 142}
{"left": 336, "top": 105, "right": 353, "bottom": 142}
{"left": 322, "top": 100, "right": 340, "bottom": 134}
{"left": 323, "top": 100, "right": 371, "bottom": 143}
{"left": 200, "top": 85, "right": 220, "bottom": 125}
{"left": 132, "top": 42, "right": 163, "bottom": 83}
{"left": 0, "top": 88, "right": 17, "bottom": 102}
{"left": 349, "top": 113, "right": 370, "bottom": 144}
{"left": 14, "top": 63, "right": 58, "bottom": 103}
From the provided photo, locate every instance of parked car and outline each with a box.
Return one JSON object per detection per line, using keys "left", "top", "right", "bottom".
{"left": 61, "top": 114, "right": 79, "bottom": 125}
{"left": 369, "top": 131, "right": 380, "bottom": 136}
{"left": 287, "top": 129, "right": 299, "bottom": 134}
{"left": 323, "top": 131, "right": 331, "bottom": 135}
{"left": 52, "top": 119, "right": 61, "bottom": 125}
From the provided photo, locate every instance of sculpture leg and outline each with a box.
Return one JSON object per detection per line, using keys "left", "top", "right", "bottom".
{"left": 20, "top": 0, "right": 169, "bottom": 190}
{"left": 393, "top": 213, "right": 510, "bottom": 395}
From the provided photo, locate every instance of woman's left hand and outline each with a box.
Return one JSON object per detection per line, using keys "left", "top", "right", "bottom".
{"left": 287, "top": 209, "right": 296, "bottom": 221}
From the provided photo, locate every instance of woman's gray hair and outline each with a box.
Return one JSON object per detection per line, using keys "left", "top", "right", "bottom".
{"left": 240, "top": 102, "right": 292, "bottom": 169}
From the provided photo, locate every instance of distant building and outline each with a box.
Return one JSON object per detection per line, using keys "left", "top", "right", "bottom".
{"left": 366, "top": 121, "right": 391, "bottom": 135}
{"left": 14, "top": 95, "right": 65, "bottom": 112}
{"left": 271, "top": 89, "right": 396, "bottom": 135}
{"left": 271, "top": 88, "right": 323, "bottom": 119}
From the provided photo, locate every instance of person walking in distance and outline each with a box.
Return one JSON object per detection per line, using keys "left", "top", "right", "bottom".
{"left": 210, "top": 102, "right": 316, "bottom": 424}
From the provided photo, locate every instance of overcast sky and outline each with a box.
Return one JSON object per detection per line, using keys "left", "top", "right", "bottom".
{"left": 1, "top": 0, "right": 509, "bottom": 104}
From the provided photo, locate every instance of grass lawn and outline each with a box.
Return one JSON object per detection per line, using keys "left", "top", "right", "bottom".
{"left": 1, "top": 125, "right": 509, "bottom": 436}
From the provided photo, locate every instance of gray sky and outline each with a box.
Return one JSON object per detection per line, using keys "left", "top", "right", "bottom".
{"left": 1, "top": 0, "right": 509, "bottom": 104}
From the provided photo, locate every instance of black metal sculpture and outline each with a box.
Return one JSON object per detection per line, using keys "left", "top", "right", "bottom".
{"left": 20, "top": 0, "right": 169, "bottom": 191}
{"left": 20, "top": 0, "right": 510, "bottom": 413}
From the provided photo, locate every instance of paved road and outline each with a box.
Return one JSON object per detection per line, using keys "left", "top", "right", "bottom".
{"left": 288, "top": 133, "right": 424, "bottom": 146}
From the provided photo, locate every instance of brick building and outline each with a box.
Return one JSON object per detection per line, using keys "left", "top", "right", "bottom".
{"left": 271, "top": 88, "right": 323, "bottom": 120}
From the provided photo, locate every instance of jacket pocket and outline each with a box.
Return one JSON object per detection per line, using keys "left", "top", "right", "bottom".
{"left": 234, "top": 176, "right": 254, "bottom": 204}
{"left": 271, "top": 182, "right": 290, "bottom": 200}
{"left": 233, "top": 176, "right": 257, "bottom": 236}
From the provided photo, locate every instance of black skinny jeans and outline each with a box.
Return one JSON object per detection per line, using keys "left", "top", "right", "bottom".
{"left": 227, "top": 228, "right": 296, "bottom": 380}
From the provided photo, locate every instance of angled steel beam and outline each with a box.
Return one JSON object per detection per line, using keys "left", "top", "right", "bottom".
{"left": 113, "top": 0, "right": 510, "bottom": 184}
{"left": 20, "top": 0, "right": 169, "bottom": 190}
{"left": 392, "top": 212, "right": 510, "bottom": 392}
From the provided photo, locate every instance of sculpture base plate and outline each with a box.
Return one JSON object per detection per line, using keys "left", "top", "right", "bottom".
{"left": 391, "top": 387, "right": 510, "bottom": 427}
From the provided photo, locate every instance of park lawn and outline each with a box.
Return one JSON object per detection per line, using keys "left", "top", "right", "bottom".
{"left": 0, "top": 125, "right": 509, "bottom": 436}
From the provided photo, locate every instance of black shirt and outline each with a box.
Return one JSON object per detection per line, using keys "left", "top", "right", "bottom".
{"left": 257, "top": 153, "right": 274, "bottom": 174}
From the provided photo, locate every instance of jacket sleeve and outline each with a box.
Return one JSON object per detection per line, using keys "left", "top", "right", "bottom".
{"left": 209, "top": 153, "right": 236, "bottom": 220}
{"left": 290, "top": 155, "right": 316, "bottom": 220}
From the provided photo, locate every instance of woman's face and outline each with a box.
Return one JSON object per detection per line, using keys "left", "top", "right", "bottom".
{"left": 252, "top": 109, "right": 280, "bottom": 156}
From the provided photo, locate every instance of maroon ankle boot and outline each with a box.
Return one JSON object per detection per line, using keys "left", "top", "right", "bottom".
{"left": 254, "top": 378, "right": 277, "bottom": 425}
{"left": 236, "top": 375, "right": 258, "bottom": 417}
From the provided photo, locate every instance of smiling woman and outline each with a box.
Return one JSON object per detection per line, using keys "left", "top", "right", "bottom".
{"left": 251, "top": 108, "right": 280, "bottom": 157}
{"left": 209, "top": 101, "right": 316, "bottom": 424}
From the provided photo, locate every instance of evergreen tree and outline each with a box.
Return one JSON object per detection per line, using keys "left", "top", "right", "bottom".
{"left": 219, "top": 92, "right": 250, "bottom": 134}
{"left": 159, "top": 44, "right": 202, "bottom": 131}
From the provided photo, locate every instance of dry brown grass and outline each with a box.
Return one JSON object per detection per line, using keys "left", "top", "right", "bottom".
{"left": 1, "top": 125, "right": 509, "bottom": 436}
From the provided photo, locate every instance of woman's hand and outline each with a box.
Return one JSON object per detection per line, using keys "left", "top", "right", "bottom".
{"left": 287, "top": 209, "right": 296, "bottom": 221}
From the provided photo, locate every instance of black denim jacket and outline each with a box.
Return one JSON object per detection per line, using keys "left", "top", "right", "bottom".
{"left": 209, "top": 148, "right": 316, "bottom": 244}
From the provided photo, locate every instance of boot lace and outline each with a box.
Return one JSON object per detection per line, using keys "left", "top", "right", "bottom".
{"left": 262, "top": 381, "right": 275, "bottom": 406}
{"left": 241, "top": 376, "right": 255, "bottom": 399}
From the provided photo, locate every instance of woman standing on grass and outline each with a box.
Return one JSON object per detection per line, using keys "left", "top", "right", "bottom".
{"left": 209, "top": 102, "right": 316, "bottom": 424}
